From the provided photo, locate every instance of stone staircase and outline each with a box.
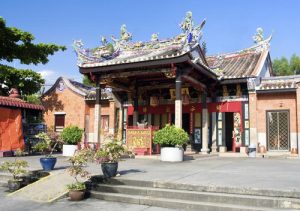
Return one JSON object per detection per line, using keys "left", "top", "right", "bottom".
{"left": 89, "top": 178, "right": 300, "bottom": 211}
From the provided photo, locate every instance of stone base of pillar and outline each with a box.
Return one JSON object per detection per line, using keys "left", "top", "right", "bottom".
{"left": 211, "top": 145, "right": 218, "bottom": 153}
{"left": 185, "top": 144, "right": 193, "bottom": 153}
{"left": 219, "top": 146, "right": 227, "bottom": 153}
{"left": 201, "top": 148, "right": 210, "bottom": 154}
{"left": 240, "top": 147, "right": 248, "bottom": 154}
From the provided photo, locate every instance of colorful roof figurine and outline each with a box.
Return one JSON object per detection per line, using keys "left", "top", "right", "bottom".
{"left": 73, "top": 11, "right": 207, "bottom": 69}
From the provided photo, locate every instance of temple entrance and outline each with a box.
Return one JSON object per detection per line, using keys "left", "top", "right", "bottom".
{"left": 225, "top": 112, "right": 234, "bottom": 151}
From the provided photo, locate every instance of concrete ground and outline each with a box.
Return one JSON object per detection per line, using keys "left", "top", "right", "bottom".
{"left": 0, "top": 187, "right": 172, "bottom": 211}
{"left": 1, "top": 154, "right": 300, "bottom": 210}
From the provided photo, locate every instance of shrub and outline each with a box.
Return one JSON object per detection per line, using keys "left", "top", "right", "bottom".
{"left": 94, "top": 138, "right": 131, "bottom": 164}
{"left": 153, "top": 124, "right": 189, "bottom": 147}
{"left": 60, "top": 126, "right": 83, "bottom": 145}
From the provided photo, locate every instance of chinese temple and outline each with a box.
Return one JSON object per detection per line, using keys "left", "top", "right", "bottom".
{"left": 74, "top": 12, "right": 300, "bottom": 156}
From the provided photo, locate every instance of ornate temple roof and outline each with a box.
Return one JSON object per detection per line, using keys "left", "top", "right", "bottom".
{"left": 74, "top": 12, "right": 209, "bottom": 70}
{"left": 206, "top": 36, "right": 272, "bottom": 79}
{"left": 74, "top": 12, "right": 272, "bottom": 82}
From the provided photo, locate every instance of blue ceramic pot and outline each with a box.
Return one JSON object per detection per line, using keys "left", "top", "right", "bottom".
{"left": 40, "top": 157, "right": 57, "bottom": 171}
{"left": 101, "top": 162, "right": 118, "bottom": 178}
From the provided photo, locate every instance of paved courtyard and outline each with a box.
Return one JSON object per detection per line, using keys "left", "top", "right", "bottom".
{"left": 1, "top": 155, "right": 300, "bottom": 210}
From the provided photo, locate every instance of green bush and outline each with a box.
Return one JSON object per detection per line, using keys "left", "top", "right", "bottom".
{"left": 60, "top": 126, "right": 83, "bottom": 145}
{"left": 153, "top": 124, "right": 189, "bottom": 147}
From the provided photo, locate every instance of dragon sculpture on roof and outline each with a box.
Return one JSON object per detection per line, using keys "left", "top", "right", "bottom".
{"left": 73, "top": 12, "right": 206, "bottom": 65}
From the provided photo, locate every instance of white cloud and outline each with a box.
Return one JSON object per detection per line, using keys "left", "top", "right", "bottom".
{"left": 37, "top": 70, "right": 55, "bottom": 78}
{"left": 37, "top": 69, "right": 59, "bottom": 87}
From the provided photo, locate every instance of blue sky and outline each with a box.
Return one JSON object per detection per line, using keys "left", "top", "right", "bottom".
{"left": 1, "top": 0, "right": 300, "bottom": 86}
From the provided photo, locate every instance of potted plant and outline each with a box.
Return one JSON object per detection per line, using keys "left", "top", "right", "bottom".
{"left": 94, "top": 138, "right": 131, "bottom": 178}
{"left": 34, "top": 132, "right": 60, "bottom": 171}
{"left": 60, "top": 126, "right": 83, "bottom": 156}
{"left": 66, "top": 149, "right": 93, "bottom": 201}
{"left": 153, "top": 124, "right": 189, "bottom": 162}
{"left": 0, "top": 149, "right": 28, "bottom": 191}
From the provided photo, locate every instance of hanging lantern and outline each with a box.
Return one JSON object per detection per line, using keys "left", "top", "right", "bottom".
{"left": 150, "top": 96, "right": 159, "bottom": 107}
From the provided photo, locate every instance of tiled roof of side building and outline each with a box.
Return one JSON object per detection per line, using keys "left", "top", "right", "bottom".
{"left": 0, "top": 96, "right": 44, "bottom": 110}
{"left": 206, "top": 36, "right": 272, "bottom": 78}
{"left": 43, "top": 77, "right": 113, "bottom": 100}
{"left": 257, "top": 75, "right": 300, "bottom": 90}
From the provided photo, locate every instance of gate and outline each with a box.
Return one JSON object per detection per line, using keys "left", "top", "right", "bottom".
{"left": 267, "top": 110, "right": 289, "bottom": 151}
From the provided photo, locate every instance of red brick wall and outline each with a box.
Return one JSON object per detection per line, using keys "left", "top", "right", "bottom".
{"left": 256, "top": 92, "right": 297, "bottom": 133}
{"left": 42, "top": 88, "right": 86, "bottom": 130}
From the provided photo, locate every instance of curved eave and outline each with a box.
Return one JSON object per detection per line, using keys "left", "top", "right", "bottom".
{"left": 42, "top": 77, "right": 87, "bottom": 97}
{"left": 79, "top": 53, "right": 191, "bottom": 74}
{"left": 186, "top": 59, "right": 218, "bottom": 80}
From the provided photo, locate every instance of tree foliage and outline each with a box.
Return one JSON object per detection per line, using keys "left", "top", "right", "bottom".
{"left": 0, "top": 64, "right": 45, "bottom": 96}
{"left": 273, "top": 54, "right": 300, "bottom": 76}
{"left": 0, "top": 17, "right": 66, "bottom": 96}
{"left": 82, "top": 75, "right": 95, "bottom": 87}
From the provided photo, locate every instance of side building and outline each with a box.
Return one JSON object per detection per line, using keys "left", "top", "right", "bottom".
{"left": 42, "top": 77, "right": 122, "bottom": 143}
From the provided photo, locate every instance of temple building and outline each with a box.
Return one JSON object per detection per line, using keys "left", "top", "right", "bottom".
{"left": 73, "top": 12, "right": 300, "bottom": 156}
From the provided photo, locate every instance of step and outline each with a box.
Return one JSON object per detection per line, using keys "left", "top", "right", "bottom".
{"left": 90, "top": 191, "right": 286, "bottom": 211}
{"left": 0, "top": 172, "right": 12, "bottom": 187}
{"left": 101, "top": 178, "right": 300, "bottom": 198}
{"left": 93, "top": 184, "right": 300, "bottom": 209}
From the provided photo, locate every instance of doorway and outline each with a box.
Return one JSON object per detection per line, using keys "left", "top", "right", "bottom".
{"left": 171, "top": 113, "right": 190, "bottom": 134}
{"left": 267, "top": 110, "right": 290, "bottom": 151}
{"left": 225, "top": 112, "right": 234, "bottom": 151}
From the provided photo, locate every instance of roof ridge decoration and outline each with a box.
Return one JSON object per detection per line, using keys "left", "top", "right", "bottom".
{"left": 207, "top": 28, "right": 272, "bottom": 60}
{"left": 73, "top": 12, "right": 206, "bottom": 66}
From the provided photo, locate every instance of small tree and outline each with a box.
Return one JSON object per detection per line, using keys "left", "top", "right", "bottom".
{"left": 153, "top": 124, "right": 189, "bottom": 147}
{"left": 0, "top": 149, "right": 28, "bottom": 181}
{"left": 66, "top": 149, "right": 93, "bottom": 191}
{"left": 34, "top": 132, "right": 61, "bottom": 157}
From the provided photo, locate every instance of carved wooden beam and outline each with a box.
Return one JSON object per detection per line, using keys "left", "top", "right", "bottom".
{"left": 100, "top": 68, "right": 172, "bottom": 79}
{"left": 181, "top": 75, "right": 206, "bottom": 91}
{"left": 103, "top": 80, "right": 132, "bottom": 92}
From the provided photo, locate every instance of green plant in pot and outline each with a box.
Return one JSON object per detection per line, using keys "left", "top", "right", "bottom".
{"left": 0, "top": 149, "right": 28, "bottom": 191}
{"left": 34, "top": 132, "right": 61, "bottom": 171}
{"left": 94, "top": 138, "right": 131, "bottom": 178}
{"left": 153, "top": 124, "right": 189, "bottom": 162}
{"left": 60, "top": 126, "right": 83, "bottom": 157}
{"left": 66, "top": 148, "right": 93, "bottom": 201}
